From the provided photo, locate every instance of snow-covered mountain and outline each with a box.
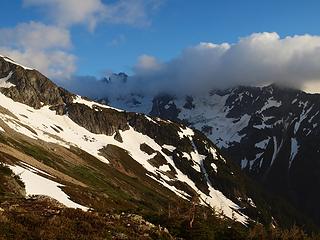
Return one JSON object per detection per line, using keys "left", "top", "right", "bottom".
{"left": 0, "top": 55, "right": 275, "bottom": 229}
{"left": 102, "top": 77, "right": 320, "bottom": 226}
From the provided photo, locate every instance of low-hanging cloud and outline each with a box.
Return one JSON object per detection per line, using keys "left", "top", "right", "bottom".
{"left": 131, "top": 32, "right": 320, "bottom": 94}
{"left": 76, "top": 32, "right": 320, "bottom": 99}
{"left": 9, "top": 31, "right": 320, "bottom": 98}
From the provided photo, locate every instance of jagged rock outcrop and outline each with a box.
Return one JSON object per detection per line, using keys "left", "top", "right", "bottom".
{"left": 67, "top": 104, "right": 130, "bottom": 135}
{"left": 0, "top": 57, "right": 74, "bottom": 109}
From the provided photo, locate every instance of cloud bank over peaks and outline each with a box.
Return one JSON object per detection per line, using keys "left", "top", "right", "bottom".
{"left": 67, "top": 32, "right": 320, "bottom": 99}
{"left": 128, "top": 32, "right": 320, "bottom": 95}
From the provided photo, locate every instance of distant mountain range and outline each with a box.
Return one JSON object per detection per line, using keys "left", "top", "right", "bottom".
{"left": 100, "top": 72, "right": 320, "bottom": 227}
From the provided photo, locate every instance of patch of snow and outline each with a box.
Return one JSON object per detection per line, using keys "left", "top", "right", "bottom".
{"left": 73, "top": 95, "right": 123, "bottom": 112}
{"left": 2, "top": 118, "right": 38, "bottom": 139}
{"left": 189, "top": 140, "right": 207, "bottom": 172}
{"left": 247, "top": 198, "right": 257, "bottom": 208}
{"left": 211, "top": 163, "right": 217, "bottom": 173}
{"left": 162, "top": 144, "right": 176, "bottom": 152}
{"left": 178, "top": 127, "right": 194, "bottom": 139}
{"left": 144, "top": 115, "right": 158, "bottom": 125}
{"left": 289, "top": 138, "right": 299, "bottom": 168}
{"left": 190, "top": 151, "right": 206, "bottom": 164}
{"left": 294, "top": 105, "right": 313, "bottom": 134}
{"left": 207, "top": 146, "right": 219, "bottom": 159}
{"left": 0, "top": 71, "right": 15, "bottom": 88}
{"left": 270, "top": 137, "right": 284, "bottom": 167}
{"left": 271, "top": 137, "right": 278, "bottom": 167}
{"left": 249, "top": 153, "right": 263, "bottom": 170}
{"left": 255, "top": 138, "right": 269, "bottom": 149}
{"left": 259, "top": 98, "right": 282, "bottom": 112}
{"left": 8, "top": 164, "right": 88, "bottom": 210}
{"left": 241, "top": 159, "right": 248, "bottom": 169}
{"left": 109, "top": 95, "right": 154, "bottom": 116}
{"left": 159, "top": 164, "right": 171, "bottom": 172}
{"left": 308, "top": 111, "right": 319, "bottom": 123}
{"left": 182, "top": 152, "right": 191, "bottom": 160}
{"left": 191, "top": 162, "right": 201, "bottom": 172}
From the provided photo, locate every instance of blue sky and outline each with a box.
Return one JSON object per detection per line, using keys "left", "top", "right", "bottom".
{"left": 0, "top": 0, "right": 319, "bottom": 75}
{"left": 1, "top": 0, "right": 320, "bottom": 93}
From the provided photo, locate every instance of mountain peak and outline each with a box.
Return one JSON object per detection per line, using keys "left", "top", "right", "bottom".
{"left": 0, "top": 55, "right": 34, "bottom": 71}
{"left": 103, "top": 72, "right": 128, "bottom": 84}
{"left": 0, "top": 55, "right": 74, "bottom": 110}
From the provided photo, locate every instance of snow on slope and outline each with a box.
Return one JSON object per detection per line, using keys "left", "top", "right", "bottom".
{"left": 289, "top": 138, "right": 299, "bottom": 168}
{"left": 0, "top": 92, "right": 248, "bottom": 224}
{"left": 109, "top": 95, "right": 154, "bottom": 115}
{"left": 259, "top": 98, "right": 281, "bottom": 112}
{"left": 0, "top": 71, "right": 15, "bottom": 88}
{"left": 106, "top": 88, "right": 312, "bottom": 169}
{"left": 176, "top": 94, "right": 242, "bottom": 148}
{"left": 0, "top": 55, "right": 34, "bottom": 70}
{"left": 73, "top": 95, "right": 123, "bottom": 112}
{"left": 110, "top": 92, "right": 252, "bottom": 148}
{"left": 8, "top": 163, "right": 88, "bottom": 210}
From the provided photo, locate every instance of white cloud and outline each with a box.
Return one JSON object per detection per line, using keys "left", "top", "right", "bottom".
{"left": 104, "top": 0, "right": 164, "bottom": 27}
{"left": 0, "top": 22, "right": 76, "bottom": 79}
{"left": 54, "top": 32, "right": 320, "bottom": 98}
{"left": 134, "top": 54, "right": 162, "bottom": 72}
{"left": 24, "top": 0, "right": 105, "bottom": 31}
{"left": 0, "top": 1, "right": 165, "bottom": 83}
{"left": 128, "top": 32, "right": 320, "bottom": 95}
{"left": 0, "top": 21, "right": 71, "bottom": 50}
{"left": 23, "top": 0, "right": 164, "bottom": 30}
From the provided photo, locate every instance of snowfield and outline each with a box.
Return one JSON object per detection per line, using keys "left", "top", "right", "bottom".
{"left": 0, "top": 71, "right": 15, "bottom": 88}
{"left": 8, "top": 163, "right": 88, "bottom": 210}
